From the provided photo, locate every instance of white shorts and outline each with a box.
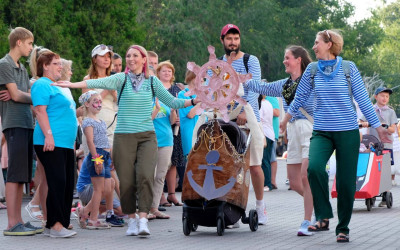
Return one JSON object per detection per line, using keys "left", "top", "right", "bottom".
{"left": 249, "top": 122, "right": 264, "bottom": 166}
{"left": 287, "top": 119, "right": 313, "bottom": 164}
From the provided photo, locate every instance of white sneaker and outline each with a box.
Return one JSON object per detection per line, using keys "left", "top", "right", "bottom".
{"left": 297, "top": 220, "right": 314, "bottom": 236}
{"left": 49, "top": 227, "right": 77, "bottom": 238}
{"left": 256, "top": 203, "right": 268, "bottom": 225}
{"left": 138, "top": 217, "right": 150, "bottom": 236}
{"left": 126, "top": 217, "right": 139, "bottom": 236}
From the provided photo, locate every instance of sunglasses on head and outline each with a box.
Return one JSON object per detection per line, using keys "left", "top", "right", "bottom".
{"left": 324, "top": 30, "right": 331, "bottom": 42}
{"left": 99, "top": 44, "right": 113, "bottom": 51}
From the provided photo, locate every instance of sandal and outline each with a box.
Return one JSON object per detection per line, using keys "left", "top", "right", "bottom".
{"left": 76, "top": 207, "right": 87, "bottom": 229}
{"left": 147, "top": 213, "right": 156, "bottom": 220}
{"left": 25, "top": 202, "right": 43, "bottom": 221}
{"left": 308, "top": 219, "right": 329, "bottom": 232}
{"left": 153, "top": 210, "right": 170, "bottom": 219}
{"left": 337, "top": 233, "right": 349, "bottom": 243}
{"left": 86, "top": 220, "right": 111, "bottom": 230}
{"left": 167, "top": 193, "right": 183, "bottom": 206}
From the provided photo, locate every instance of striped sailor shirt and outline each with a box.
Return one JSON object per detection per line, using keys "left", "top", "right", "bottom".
{"left": 288, "top": 61, "right": 380, "bottom": 131}
{"left": 86, "top": 73, "right": 185, "bottom": 134}
{"left": 221, "top": 54, "right": 261, "bottom": 121}
{"left": 245, "top": 78, "right": 315, "bottom": 122}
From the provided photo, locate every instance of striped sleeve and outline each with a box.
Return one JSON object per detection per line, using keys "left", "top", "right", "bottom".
{"left": 245, "top": 78, "right": 286, "bottom": 97}
{"left": 152, "top": 77, "right": 185, "bottom": 109}
{"left": 86, "top": 73, "right": 125, "bottom": 91}
{"left": 287, "top": 65, "right": 313, "bottom": 117}
{"left": 349, "top": 62, "right": 380, "bottom": 128}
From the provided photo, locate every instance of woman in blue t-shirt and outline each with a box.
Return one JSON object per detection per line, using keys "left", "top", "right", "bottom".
{"left": 148, "top": 98, "right": 177, "bottom": 219}
{"left": 31, "top": 51, "right": 77, "bottom": 238}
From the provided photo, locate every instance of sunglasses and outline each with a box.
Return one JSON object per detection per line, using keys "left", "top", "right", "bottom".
{"left": 325, "top": 30, "right": 331, "bottom": 42}
{"left": 99, "top": 44, "right": 113, "bottom": 51}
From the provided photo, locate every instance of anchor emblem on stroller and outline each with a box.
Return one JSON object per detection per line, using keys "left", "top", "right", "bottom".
{"left": 187, "top": 150, "right": 236, "bottom": 200}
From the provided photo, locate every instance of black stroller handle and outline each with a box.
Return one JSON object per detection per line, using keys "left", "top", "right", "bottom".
{"left": 359, "top": 123, "right": 389, "bottom": 129}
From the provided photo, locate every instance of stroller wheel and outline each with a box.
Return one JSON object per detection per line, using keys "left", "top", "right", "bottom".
{"left": 386, "top": 192, "right": 393, "bottom": 209}
{"left": 183, "top": 217, "right": 191, "bottom": 236}
{"left": 249, "top": 209, "right": 258, "bottom": 232}
{"left": 217, "top": 217, "right": 225, "bottom": 236}
{"left": 191, "top": 223, "right": 198, "bottom": 232}
{"left": 365, "top": 198, "right": 372, "bottom": 211}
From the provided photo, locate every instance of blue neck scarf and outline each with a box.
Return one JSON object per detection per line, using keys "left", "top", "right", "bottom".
{"left": 317, "top": 56, "right": 342, "bottom": 82}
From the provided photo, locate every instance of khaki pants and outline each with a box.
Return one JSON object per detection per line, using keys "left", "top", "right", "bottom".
{"left": 113, "top": 131, "right": 158, "bottom": 214}
{"left": 151, "top": 146, "right": 173, "bottom": 208}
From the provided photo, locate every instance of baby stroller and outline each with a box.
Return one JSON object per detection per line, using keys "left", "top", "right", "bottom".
{"left": 181, "top": 119, "right": 258, "bottom": 236}
{"left": 331, "top": 133, "right": 393, "bottom": 211}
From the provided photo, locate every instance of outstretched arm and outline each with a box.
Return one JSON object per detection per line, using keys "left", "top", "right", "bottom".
{"left": 53, "top": 80, "right": 88, "bottom": 89}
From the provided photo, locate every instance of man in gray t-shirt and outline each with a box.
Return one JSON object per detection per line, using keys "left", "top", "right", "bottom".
{"left": 0, "top": 27, "right": 39, "bottom": 236}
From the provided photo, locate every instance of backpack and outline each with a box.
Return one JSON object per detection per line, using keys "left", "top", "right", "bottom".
{"left": 218, "top": 53, "right": 250, "bottom": 73}
{"left": 309, "top": 60, "right": 356, "bottom": 112}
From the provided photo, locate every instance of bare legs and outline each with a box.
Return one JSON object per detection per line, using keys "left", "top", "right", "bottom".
{"left": 287, "top": 159, "right": 313, "bottom": 221}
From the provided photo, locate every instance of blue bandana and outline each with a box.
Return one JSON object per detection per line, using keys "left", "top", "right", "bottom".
{"left": 317, "top": 56, "right": 342, "bottom": 82}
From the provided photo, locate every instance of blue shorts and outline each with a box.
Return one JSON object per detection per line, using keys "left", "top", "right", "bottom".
{"left": 84, "top": 148, "right": 111, "bottom": 178}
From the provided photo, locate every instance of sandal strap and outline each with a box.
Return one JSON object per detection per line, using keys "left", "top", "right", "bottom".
{"left": 28, "top": 202, "right": 40, "bottom": 208}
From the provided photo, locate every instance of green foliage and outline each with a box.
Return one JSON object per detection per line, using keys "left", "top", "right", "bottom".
{"left": 0, "top": 0, "right": 396, "bottom": 111}
{"left": 0, "top": 0, "right": 145, "bottom": 102}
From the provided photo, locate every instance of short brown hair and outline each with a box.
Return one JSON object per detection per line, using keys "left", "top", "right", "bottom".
{"left": 317, "top": 29, "right": 343, "bottom": 57}
{"left": 37, "top": 51, "right": 60, "bottom": 77}
{"left": 156, "top": 60, "right": 175, "bottom": 84}
{"left": 185, "top": 70, "right": 196, "bottom": 85}
{"left": 147, "top": 51, "right": 158, "bottom": 58}
{"left": 8, "top": 27, "right": 34, "bottom": 49}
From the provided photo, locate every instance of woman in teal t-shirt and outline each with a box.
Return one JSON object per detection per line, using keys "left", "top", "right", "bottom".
{"left": 31, "top": 50, "right": 77, "bottom": 238}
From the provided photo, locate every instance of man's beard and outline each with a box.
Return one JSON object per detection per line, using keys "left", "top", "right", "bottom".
{"left": 224, "top": 44, "right": 240, "bottom": 56}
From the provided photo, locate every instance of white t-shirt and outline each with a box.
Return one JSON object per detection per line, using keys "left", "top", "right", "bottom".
{"left": 260, "top": 99, "right": 275, "bottom": 141}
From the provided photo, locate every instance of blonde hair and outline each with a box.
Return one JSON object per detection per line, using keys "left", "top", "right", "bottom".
{"left": 79, "top": 91, "right": 100, "bottom": 117}
{"left": 124, "top": 45, "right": 150, "bottom": 79}
{"left": 8, "top": 27, "right": 34, "bottom": 49}
{"left": 156, "top": 60, "right": 176, "bottom": 84}
{"left": 317, "top": 29, "right": 343, "bottom": 57}
{"left": 60, "top": 59, "right": 73, "bottom": 81}
{"left": 29, "top": 45, "right": 50, "bottom": 79}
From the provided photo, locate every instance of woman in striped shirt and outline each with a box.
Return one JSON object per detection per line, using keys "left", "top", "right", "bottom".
{"left": 280, "top": 30, "right": 388, "bottom": 243}
{"left": 245, "top": 45, "right": 315, "bottom": 237}
{"left": 53, "top": 45, "right": 198, "bottom": 237}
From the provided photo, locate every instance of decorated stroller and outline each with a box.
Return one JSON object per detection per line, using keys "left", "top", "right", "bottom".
{"left": 331, "top": 131, "right": 393, "bottom": 211}
{"left": 181, "top": 46, "right": 259, "bottom": 236}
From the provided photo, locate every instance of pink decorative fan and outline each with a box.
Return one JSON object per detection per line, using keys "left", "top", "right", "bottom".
{"left": 186, "top": 46, "right": 252, "bottom": 122}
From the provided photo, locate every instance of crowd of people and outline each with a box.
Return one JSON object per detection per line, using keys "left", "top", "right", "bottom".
{"left": 0, "top": 24, "right": 397, "bottom": 243}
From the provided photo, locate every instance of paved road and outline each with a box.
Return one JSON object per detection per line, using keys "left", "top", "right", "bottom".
{"left": 1, "top": 159, "right": 400, "bottom": 250}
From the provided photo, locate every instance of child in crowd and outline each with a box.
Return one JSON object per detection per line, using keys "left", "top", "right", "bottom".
{"left": 177, "top": 70, "right": 200, "bottom": 161}
{"left": 360, "top": 87, "right": 397, "bottom": 206}
{"left": 259, "top": 95, "right": 275, "bottom": 192}
{"left": 76, "top": 91, "right": 116, "bottom": 229}
{"left": 148, "top": 97, "right": 177, "bottom": 219}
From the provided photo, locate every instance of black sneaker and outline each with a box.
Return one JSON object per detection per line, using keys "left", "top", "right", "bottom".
{"left": 106, "top": 214, "right": 124, "bottom": 227}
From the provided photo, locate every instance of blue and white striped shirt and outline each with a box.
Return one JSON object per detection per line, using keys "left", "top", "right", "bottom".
{"left": 221, "top": 54, "right": 261, "bottom": 121}
{"left": 245, "top": 78, "right": 315, "bottom": 122}
{"left": 288, "top": 61, "right": 380, "bottom": 131}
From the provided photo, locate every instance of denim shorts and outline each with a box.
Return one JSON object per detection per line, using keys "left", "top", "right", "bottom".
{"left": 84, "top": 148, "right": 111, "bottom": 178}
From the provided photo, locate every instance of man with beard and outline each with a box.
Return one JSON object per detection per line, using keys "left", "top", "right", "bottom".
{"left": 218, "top": 24, "right": 267, "bottom": 225}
